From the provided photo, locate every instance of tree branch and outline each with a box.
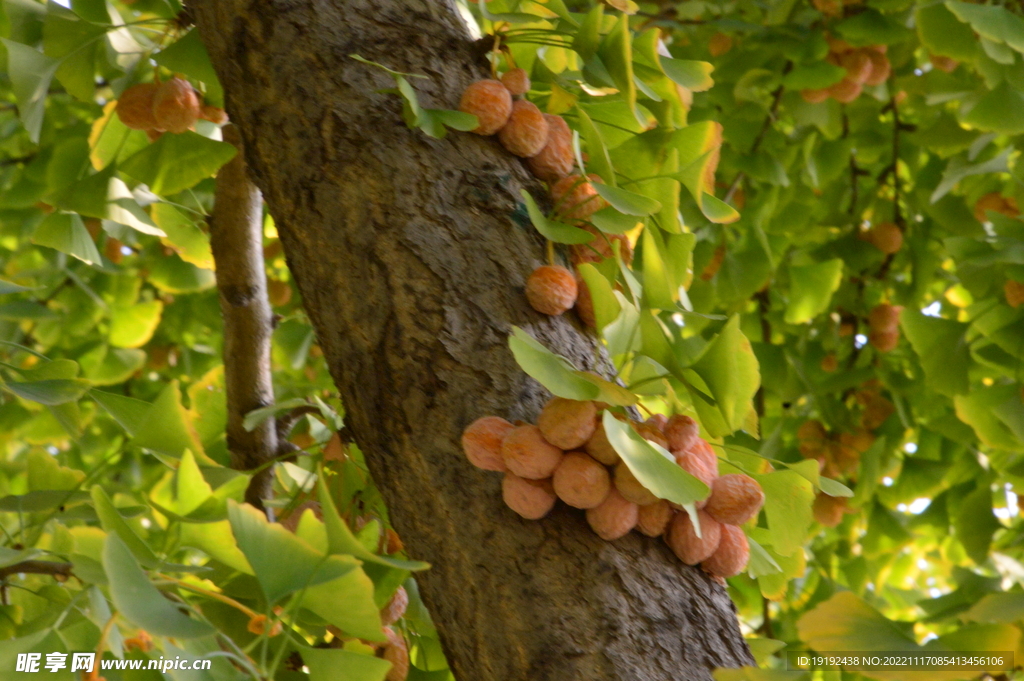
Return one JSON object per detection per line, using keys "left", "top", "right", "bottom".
{"left": 724, "top": 65, "right": 791, "bottom": 204}
{"left": 275, "top": 404, "right": 321, "bottom": 442}
{"left": 754, "top": 289, "right": 771, "bottom": 418}
{"left": 209, "top": 125, "right": 279, "bottom": 513}
{"left": 0, "top": 560, "right": 73, "bottom": 580}
{"left": 877, "top": 94, "right": 904, "bottom": 280}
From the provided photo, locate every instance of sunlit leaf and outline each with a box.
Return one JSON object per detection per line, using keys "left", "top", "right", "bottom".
{"left": 301, "top": 647, "right": 392, "bottom": 681}
{"left": 689, "top": 316, "right": 760, "bottom": 435}
{"left": 153, "top": 29, "right": 224, "bottom": 106}
{"left": 784, "top": 259, "right": 843, "bottom": 324}
{"left": 227, "top": 500, "right": 363, "bottom": 607}
{"left": 604, "top": 412, "right": 709, "bottom": 506}
{"left": 120, "top": 132, "right": 237, "bottom": 196}
{"left": 577, "top": 263, "right": 620, "bottom": 331}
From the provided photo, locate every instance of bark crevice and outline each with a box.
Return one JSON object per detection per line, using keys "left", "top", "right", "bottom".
{"left": 194, "top": 2, "right": 754, "bottom": 678}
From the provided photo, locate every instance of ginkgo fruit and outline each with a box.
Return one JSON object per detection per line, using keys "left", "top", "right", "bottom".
{"left": 537, "top": 397, "right": 598, "bottom": 449}
{"left": 584, "top": 415, "right": 623, "bottom": 465}
{"left": 153, "top": 77, "right": 201, "bottom": 134}
{"left": 665, "top": 414, "right": 700, "bottom": 453}
{"left": 637, "top": 499, "right": 673, "bottom": 537}
{"left": 1005, "top": 280, "right": 1024, "bottom": 308}
{"left": 586, "top": 489, "right": 638, "bottom": 540}
{"left": 645, "top": 414, "right": 668, "bottom": 433}
{"left": 708, "top": 32, "right": 734, "bottom": 57}
{"left": 930, "top": 54, "right": 958, "bottom": 73}
{"left": 863, "top": 51, "right": 891, "bottom": 85}
{"left": 701, "top": 524, "right": 749, "bottom": 578}
{"left": 459, "top": 79, "right": 513, "bottom": 135}
{"left": 862, "top": 222, "right": 903, "bottom": 254}
{"left": 633, "top": 420, "right": 669, "bottom": 450}
{"left": 614, "top": 462, "right": 658, "bottom": 506}
{"left": 502, "top": 473, "right": 557, "bottom": 519}
{"left": 116, "top": 83, "right": 161, "bottom": 130}
{"left": 974, "top": 192, "right": 1019, "bottom": 221}
{"left": 868, "top": 303, "right": 902, "bottom": 332}
{"left": 500, "top": 68, "right": 531, "bottom": 96}
{"left": 526, "top": 265, "right": 578, "bottom": 316}
{"left": 705, "top": 474, "right": 765, "bottom": 526}
{"left": 551, "top": 174, "right": 608, "bottom": 221}
{"left": 501, "top": 425, "right": 563, "bottom": 479}
{"left": 686, "top": 439, "right": 719, "bottom": 475}
{"left": 200, "top": 104, "right": 229, "bottom": 125}
{"left": 828, "top": 78, "right": 862, "bottom": 104}
{"left": 552, "top": 451, "right": 611, "bottom": 509}
{"left": 869, "top": 329, "right": 899, "bottom": 353}
{"left": 801, "top": 88, "right": 830, "bottom": 104}
{"left": 461, "top": 416, "right": 515, "bottom": 471}
{"left": 813, "top": 493, "right": 850, "bottom": 527}
{"left": 575, "top": 274, "right": 596, "bottom": 328}
{"left": 382, "top": 627, "right": 409, "bottom": 681}
{"left": 675, "top": 449, "right": 717, "bottom": 490}
{"left": 821, "top": 354, "right": 838, "bottom": 372}
{"left": 665, "top": 509, "right": 721, "bottom": 565}
{"left": 839, "top": 51, "right": 873, "bottom": 84}
{"left": 527, "top": 114, "right": 574, "bottom": 182}
{"left": 498, "top": 100, "right": 549, "bottom": 157}
{"left": 570, "top": 226, "right": 634, "bottom": 267}
{"left": 380, "top": 586, "right": 408, "bottom": 626}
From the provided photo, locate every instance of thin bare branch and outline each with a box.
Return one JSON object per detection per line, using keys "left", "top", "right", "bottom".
{"left": 0, "top": 560, "right": 73, "bottom": 580}
{"left": 210, "top": 125, "right": 279, "bottom": 513}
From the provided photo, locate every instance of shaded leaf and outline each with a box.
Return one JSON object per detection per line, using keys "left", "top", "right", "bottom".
{"left": 102, "top": 534, "right": 214, "bottom": 639}
{"left": 32, "top": 213, "right": 102, "bottom": 265}
{"left": 520, "top": 190, "right": 594, "bottom": 244}
{"left": 1, "top": 39, "right": 58, "bottom": 142}
{"left": 900, "top": 310, "right": 970, "bottom": 397}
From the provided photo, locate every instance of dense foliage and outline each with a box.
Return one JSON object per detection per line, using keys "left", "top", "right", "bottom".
{"left": 0, "top": 0, "right": 1020, "bottom": 679}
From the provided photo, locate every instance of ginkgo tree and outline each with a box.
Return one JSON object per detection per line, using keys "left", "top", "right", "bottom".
{"left": 0, "top": 0, "right": 1019, "bottom": 679}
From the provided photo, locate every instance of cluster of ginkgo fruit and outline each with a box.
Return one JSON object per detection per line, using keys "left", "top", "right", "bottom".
{"left": 865, "top": 303, "right": 902, "bottom": 353}
{"left": 461, "top": 399, "right": 767, "bottom": 580}
{"left": 801, "top": 38, "right": 891, "bottom": 104}
{"left": 972, "top": 191, "right": 1024, "bottom": 308}
{"left": 115, "top": 75, "right": 228, "bottom": 140}
{"left": 457, "top": 70, "right": 631, "bottom": 327}
{"left": 797, "top": 380, "right": 894, "bottom": 526}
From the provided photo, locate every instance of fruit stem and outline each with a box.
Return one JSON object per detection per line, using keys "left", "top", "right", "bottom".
{"left": 491, "top": 32, "right": 502, "bottom": 78}
{"left": 546, "top": 239, "right": 555, "bottom": 266}
{"left": 503, "top": 45, "right": 518, "bottom": 70}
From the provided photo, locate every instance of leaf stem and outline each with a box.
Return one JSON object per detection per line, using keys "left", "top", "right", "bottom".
{"left": 156, "top": 573, "right": 260, "bottom": 619}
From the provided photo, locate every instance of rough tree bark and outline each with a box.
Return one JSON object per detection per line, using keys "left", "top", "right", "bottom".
{"left": 193, "top": 2, "right": 755, "bottom": 679}
{"left": 209, "top": 125, "right": 278, "bottom": 509}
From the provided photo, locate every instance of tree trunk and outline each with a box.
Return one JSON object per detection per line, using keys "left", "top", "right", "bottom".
{"left": 192, "top": 2, "right": 755, "bottom": 679}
